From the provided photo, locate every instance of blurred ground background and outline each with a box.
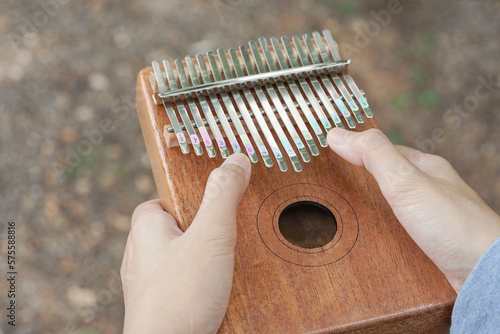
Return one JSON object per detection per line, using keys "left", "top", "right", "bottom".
{"left": 0, "top": 0, "right": 499, "bottom": 333}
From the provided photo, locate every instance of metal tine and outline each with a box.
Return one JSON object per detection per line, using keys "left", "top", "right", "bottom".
{"left": 185, "top": 56, "right": 229, "bottom": 158}
{"left": 286, "top": 36, "right": 344, "bottom": 129}
{"left": 245, "top": 42, "right": 289, "bottom": 172}
{"left": 257, "top": 37, "right": 309, "bottom": 165}
{"left": 250, "top": 39, "right": 308, "bottom": 166}
{"left": 255, "top": 38, "right": 302, "bottom": 172}
{"left": 277, "top": 37, "right": 335, "bottom": 134}
{"left": 267, "top": 37, "right": 315, "bottom": 160}
{"left": 208, "top": 50, "right": 258, "bottom": 162}
{"left": 234, "top": 45, "right": 296, "bottom": 172}
{"left": 300, "top": 35, "right": 357, "bottom": 128}
{"left": 310, "top": 32, "right": 364, "bottom": 123}
{"left": 227, "top": 49, "right": 275, "bottom": 168}
{"left": 152, "top": 60, "right": 190, "bottom": 154}
{"left": 195, "top": 53, "right": 242, "bottom": 154}
{"left": 218, "top": 48, "right": 272, "bottom": 167}
{"left": 175, "top": 59, "right": 217, "bottom": 157}
{"left": 267, "top": 41, "right": 327, "bottom": 149}
{"left": 238, "top": 46, "right": 291, "bottom": 172}
{"left": 322, "top": 29, "right": 373, "bottom": 118}
{"left": 163, "top": 59, "right": 204, "bottom": 155}
{"left": 269, "top": 38, "right": 322, "bottom": 154}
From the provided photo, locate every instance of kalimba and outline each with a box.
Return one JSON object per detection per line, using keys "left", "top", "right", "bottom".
{"left": 136, "top": 30, "right": 456, "bottom": 333}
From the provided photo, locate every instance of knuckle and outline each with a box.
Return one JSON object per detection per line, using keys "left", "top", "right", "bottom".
{"left": 208, "top": 166, "right": 230, "bottom": 184}
{"left": 407, "top": 148, "right": 426, "bottom": 163}
{"left": 205, "top": 168, "right": 229, "bottom": 196}
{"left": 423, "top": 153, "right": 453, "bottom": 170}
{"left": 356, "top": 129, "right": 397, "bottom": 170}
{"left": 129, "top": 210, "right": 164, "bottom": 239}
{"left": 358, "top": 129, "right": 389, "bottom": 150}
{"left": 377, "top": 159, "right": 428, "bottom": 200}
{"left": 131, "top": 200, "right": 157, "bottom": 226}
{"left": 129, "top": 220, "right": 147, "bottom": 240}
{"left": 384, "top": 174, "right": 432, "bottom": 207}
{"left": 120, "top": 263, "right": 126, "bottom": 281}
{"left": 204, "top": 164, "right": 244, "bottom": 199}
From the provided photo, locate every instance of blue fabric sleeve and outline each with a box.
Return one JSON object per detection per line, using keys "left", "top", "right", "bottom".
{"left": 451, "top": 238, "right": 500, "bottom": 333}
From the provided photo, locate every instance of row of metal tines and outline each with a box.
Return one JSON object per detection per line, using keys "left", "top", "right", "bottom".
{"left": 152, "top": 29, "right": 373, "bottom": 172}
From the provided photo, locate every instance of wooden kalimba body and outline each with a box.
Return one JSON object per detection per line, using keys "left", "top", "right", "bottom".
{"left": 136, "top": 30, "right": 456, "bottom": 333}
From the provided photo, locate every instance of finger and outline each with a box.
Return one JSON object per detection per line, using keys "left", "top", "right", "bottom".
{"left": 123, "top": 200, "right": 183, "bottom": 283}
{"left": 327, "top": 128, "right": 425, "bottom": 198}
{"left": 130, "top": 199, "right": 183, "bottom": 242}
{"left": 185, "top": 153, "right": 251, "bottom": 249}
{"left": 131, "top": 199, "right": 162, "bottom": 227}
{"left": 395, "top": 145, "right": 460, "bottom": 180}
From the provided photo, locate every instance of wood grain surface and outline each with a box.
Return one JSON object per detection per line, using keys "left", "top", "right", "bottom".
{"left": 136, "top": 64, "right": 456, "bottom": 333}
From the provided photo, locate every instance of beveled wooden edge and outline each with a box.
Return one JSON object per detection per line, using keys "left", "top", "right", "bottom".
{"left": 136, "top": 67, "right": 185, "bottom": 228}
{"left": 332, "top": 302, "right": 454, "bottom": 334}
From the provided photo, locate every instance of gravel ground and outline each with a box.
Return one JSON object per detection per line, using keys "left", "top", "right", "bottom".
{"left": 1, "top": 1, "right": 499, "bottom": 333}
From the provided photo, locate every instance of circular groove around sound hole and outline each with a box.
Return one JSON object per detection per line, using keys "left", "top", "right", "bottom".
{"left": 278, "top": 201, "right": 337, "bottom": 249}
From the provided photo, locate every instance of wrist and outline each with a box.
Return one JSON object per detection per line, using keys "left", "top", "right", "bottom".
{"left": 450, "top": 221, "right": 500, "bottom": 293}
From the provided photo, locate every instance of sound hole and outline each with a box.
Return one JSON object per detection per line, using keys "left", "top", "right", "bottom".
{"left": 278, "top": 201, "right": 337, "bottom": 249}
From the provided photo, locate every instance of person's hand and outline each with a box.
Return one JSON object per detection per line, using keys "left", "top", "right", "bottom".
{"left": 121, "top": 153, "right": 251, "bottom": 334}
{"left": 328, "top": 128, "right": 500, "bottom": 293}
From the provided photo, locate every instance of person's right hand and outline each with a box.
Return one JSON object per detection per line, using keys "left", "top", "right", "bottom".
{"left": 328, "top": 128, "right": 500, "bottom": 293}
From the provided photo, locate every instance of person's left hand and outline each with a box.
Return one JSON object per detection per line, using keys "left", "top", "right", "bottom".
{"left": 121, "top": 153, "right": 251, "bottom": 334}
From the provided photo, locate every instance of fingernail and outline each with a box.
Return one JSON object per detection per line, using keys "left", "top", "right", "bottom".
{"left": 222, "top": 153, "right": 251, "bottom": 175}
{"left": 327, "top": 128, "right": 349, "bottom": 145}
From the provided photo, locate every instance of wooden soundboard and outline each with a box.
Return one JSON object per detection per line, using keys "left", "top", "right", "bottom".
{"left": 135, "top": 31, "right": 456, "bottom": 333}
